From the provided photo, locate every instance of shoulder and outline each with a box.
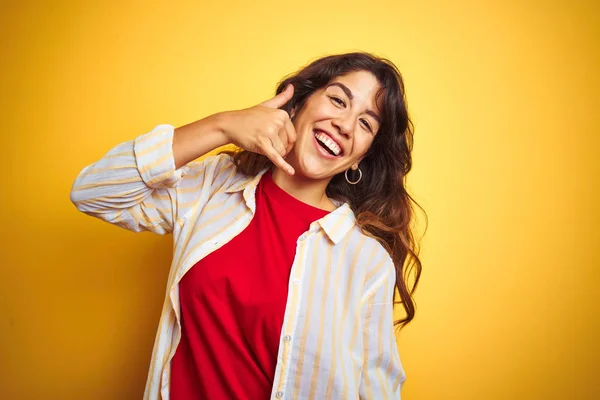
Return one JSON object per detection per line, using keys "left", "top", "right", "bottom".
{"left": 181, "top": 153, "right": 251, "bottom": 192}
{"left": 184, "top": 152, "right": 235, "bottom": 175}
{"left": 345, "top": 225, "right": 396, "bottom": 302}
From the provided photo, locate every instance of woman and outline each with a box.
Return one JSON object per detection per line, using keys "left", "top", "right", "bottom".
{"left": 71, "top": 52, "right": 422, "bottom": 400}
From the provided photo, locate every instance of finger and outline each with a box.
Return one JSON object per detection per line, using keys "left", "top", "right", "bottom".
{"left": 259, "top": 137, "right": 295, "bottom": 175}
{"left": 277, "top": 126, "right": 289, "bottom": 155}
{"left": 270, "top": 137, "right": 286, "bottom": 157}
{"left": 260, "top": 84, "right": 294, "bottom": 109}
{"left": 284, "top": 118, "right": 297, "bottom": 154}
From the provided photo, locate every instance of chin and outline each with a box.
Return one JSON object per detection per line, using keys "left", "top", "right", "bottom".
{"left": 295, "top": 160, "right": 342, "bottom": 181}
{"left": 290, "top": 144, "right": 348, "bottom": 181}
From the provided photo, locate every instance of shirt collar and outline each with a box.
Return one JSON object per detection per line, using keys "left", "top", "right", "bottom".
{"left": 315, "top": 203, "right": 356, "bottom": 244}
{"left": 224, "top": 168, "right": 356, "bottom": 244}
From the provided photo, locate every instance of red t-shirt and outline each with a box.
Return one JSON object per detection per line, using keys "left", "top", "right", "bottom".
{"left": 170, "top": 170, "right": 329, "bottom": 400}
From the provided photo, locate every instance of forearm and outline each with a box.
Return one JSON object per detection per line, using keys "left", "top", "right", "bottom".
{"left": 172, "top": 113, "right": 231, "bottom": 169}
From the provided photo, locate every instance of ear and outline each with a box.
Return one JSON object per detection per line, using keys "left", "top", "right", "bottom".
{"left": 290, "top": 107, "right": 297, "bottom": 120}
{"left": 351, "top": 161, "right": 361, "bottom": 170}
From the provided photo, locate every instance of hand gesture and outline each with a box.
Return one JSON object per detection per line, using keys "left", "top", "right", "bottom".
{"left": 221, "top": 84, "right": 297, "bottom": 175}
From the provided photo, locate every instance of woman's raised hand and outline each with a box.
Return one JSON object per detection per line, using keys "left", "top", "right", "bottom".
{"left": 220, "top": 84, "right": 297, "bottom": 175}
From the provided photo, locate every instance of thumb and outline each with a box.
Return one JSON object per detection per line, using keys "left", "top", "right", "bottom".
{"left": 260, "top": 84, "right": 294, "bottom": 109}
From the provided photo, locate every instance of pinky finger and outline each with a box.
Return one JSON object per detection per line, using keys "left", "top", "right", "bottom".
{"left": 260, "top": 138, "right": 295, "bottom": 175}
{"left": 270, "top": 149, "right": 295, "bottom": 175}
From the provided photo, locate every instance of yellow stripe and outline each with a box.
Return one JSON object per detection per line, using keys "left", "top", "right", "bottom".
{"left": 390, "top": 320, "right": 402, "bottom": 389}
{"left": 361, "top": 260, "right": 388, "bottom": 305}
{"left": 103, "top": 149, "right": 133, "bottom": 159}
{"left": 363, "top": 293, "right": 375, "bottom": 398}
{"left": 153, "top": 192, "right": 173, "bottom": 202}
{"left": 85, "top": 163, "right": 137, "bottom": 175}
{"left": 172, "top": 162, "right": 238, "bottom": 214}
{"left": 178, "top": 156, "right": 236, "bottom": 200}
{"left": 153, "top": 184, "right": 203, "bottom": 202}
{"left": 110, "top": 210, "right": 127, "bottom": 228}
{"left": 385, "top": 354, "right": 395, "bottom": 377}
{"left": 277, "top": 237, "right": 308, "bottom": 395}
{"left": 153, "top": 200, "right": 171, "bottom": 218}
{"left": 183, "top": 167, "right": 207, "bottom": 179}
{"left": 192, "top": 198, "right": 240, "bottom": 237}
{"left": 361, "top": 260, "right": 393, "bottom": 305}
{"left": 170, "top": 196, "right": 208, "bottom": 215}
{"left": 279, "top": 240, "right": 308, "bottom": 390}
{"left": 363, "top": 252, "right": 388, "bottom": 286}
{"left": 292, "top": 235, "right": 322, "bottom": 397}
{"left": 146, "top": 167, "right": 175, "bottom": 187}
{"left": 173, "top": 156, "right": 234, "bottom": 207}
{"left": 129, "top": 205, "right": 171, "bottom": 229}
{"left": 202, "top": 200, "right": 228, "bottom": 213}
{"left": 138, "top": 151, "right": 172, "bottom": 175}
{"left": 147, "top": 165, "right": 207, "bottom": 207}
{"left": 392, "top": 365, "right": 403, "bottom": 390}
{"left": 337, "top": 236, "right": 366, "bottom": 399}
{"left": 135, "top": 133, "right": 171, "bottom": 158}
{"left": 72, "top": 176, "right": 140, "bottom": 192}
{"left": 373, "top": 276, "right": 390, "bottom": 394}
{"left": 324, "top": 233, "right": 351, "bottom": 398}
{"left": 325, "top": 211, "right": 347, "bottom": 241}
{"left": 84, "top": 192, "right": 146, "bottom": 205}
{"left": 145, "top": 334, "right": 161, "bottom": 398}
{"left": 350, "top": 244, "right": 378, "bottom": 341}
{"left": 216, "top": 163, "right": 238, "bottom": 192}
{"left": 160, "top": 314, "right": 175, "bottom": 379}
{"left": 307, "top": 234, "right": 335, "bottom": 399}
{"left": 385, "top": 329, "right": 397, "bottom": 383}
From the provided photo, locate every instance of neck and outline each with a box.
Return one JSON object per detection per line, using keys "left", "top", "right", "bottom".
{"left": 271, "top": 168, "right": 336, "bottom": 212}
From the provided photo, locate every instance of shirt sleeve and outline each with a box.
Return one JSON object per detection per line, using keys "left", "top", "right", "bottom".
{"left": 70, "top": 124, "right": 237, "bottom": 234}
{"left": 359, "top": 260, "right": 407, "bottom": 399}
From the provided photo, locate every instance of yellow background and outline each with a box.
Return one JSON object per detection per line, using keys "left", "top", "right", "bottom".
{"left": 1, "top": 0, "right": 598, "bottom": 399}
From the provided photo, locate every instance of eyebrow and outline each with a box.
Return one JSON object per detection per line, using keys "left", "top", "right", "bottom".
{"left": 327, "top": 82, "right": 381, "bottom": 124}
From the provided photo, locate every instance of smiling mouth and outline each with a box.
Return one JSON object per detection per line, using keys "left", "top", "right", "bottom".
{"left": 314, "top": 130, "right": 343, "bottom": 156}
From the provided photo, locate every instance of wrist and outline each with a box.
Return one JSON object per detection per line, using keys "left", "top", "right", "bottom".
{"left": 211, "top": 111, "right": 233, "bottom": 145}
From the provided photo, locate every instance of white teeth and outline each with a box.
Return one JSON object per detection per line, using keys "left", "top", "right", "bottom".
{"left": 314, "top": 131, "right": 341, "bottom": 156}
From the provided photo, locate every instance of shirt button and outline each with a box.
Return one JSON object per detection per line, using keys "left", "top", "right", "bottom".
{"left": 283, "top": 335, "right": 292, "bottom": 342}
{"left": 276, "top": 392, "right": 284, "bottom": 398}
{"left": 213, "top": 240, "right": 219, "bottom": 246}
{"left": 298, "top": 234, "right": 306, "bottom": 241}
{"left": 292, "top": 279, "right": 300, "bottom": 285}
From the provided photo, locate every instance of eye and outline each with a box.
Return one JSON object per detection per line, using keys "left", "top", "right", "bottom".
{"left": 330, "top": 96, "right": 346, "bottom": 107}
{"left": 360, "top": 118, "right": 373, "bottom": 133}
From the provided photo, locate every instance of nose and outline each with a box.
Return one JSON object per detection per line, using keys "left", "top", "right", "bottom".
{"left": 332, "top": 114, "right": 356, "bottom": 138}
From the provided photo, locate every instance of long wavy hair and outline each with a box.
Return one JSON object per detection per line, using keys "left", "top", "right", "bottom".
{"left": 223, "top": 52, "right": 424, "bottom": 329}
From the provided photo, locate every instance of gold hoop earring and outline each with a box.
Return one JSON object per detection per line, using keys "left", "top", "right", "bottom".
{"left": 345, "top": 168, "right": 362, "bottom": 185}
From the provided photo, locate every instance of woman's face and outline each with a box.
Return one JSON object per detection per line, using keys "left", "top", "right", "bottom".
{"left": 287, "top": 70, "right": 382, "bottom": 181}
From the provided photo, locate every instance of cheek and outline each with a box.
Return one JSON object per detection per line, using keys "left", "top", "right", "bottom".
{"left": 354, "top": 135, "right": 375, "bottom": 157}
{"left": 295, "top": 111, "right": 325, "bottom": 135}
{"left": 305, "top": 100, "right": 336, "bottom": 120}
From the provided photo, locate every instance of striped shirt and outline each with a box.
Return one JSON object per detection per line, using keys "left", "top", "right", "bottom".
{"left": 70, "top": 124, "right": 406, "bottom": 399}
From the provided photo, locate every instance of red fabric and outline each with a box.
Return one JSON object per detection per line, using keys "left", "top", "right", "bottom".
{"left": 170, "top": 170, "right": 329, "bottom": 400}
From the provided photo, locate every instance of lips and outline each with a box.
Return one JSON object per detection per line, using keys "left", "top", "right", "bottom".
{"left": 313, "top": 129, "right": 343, "bottom": 157}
